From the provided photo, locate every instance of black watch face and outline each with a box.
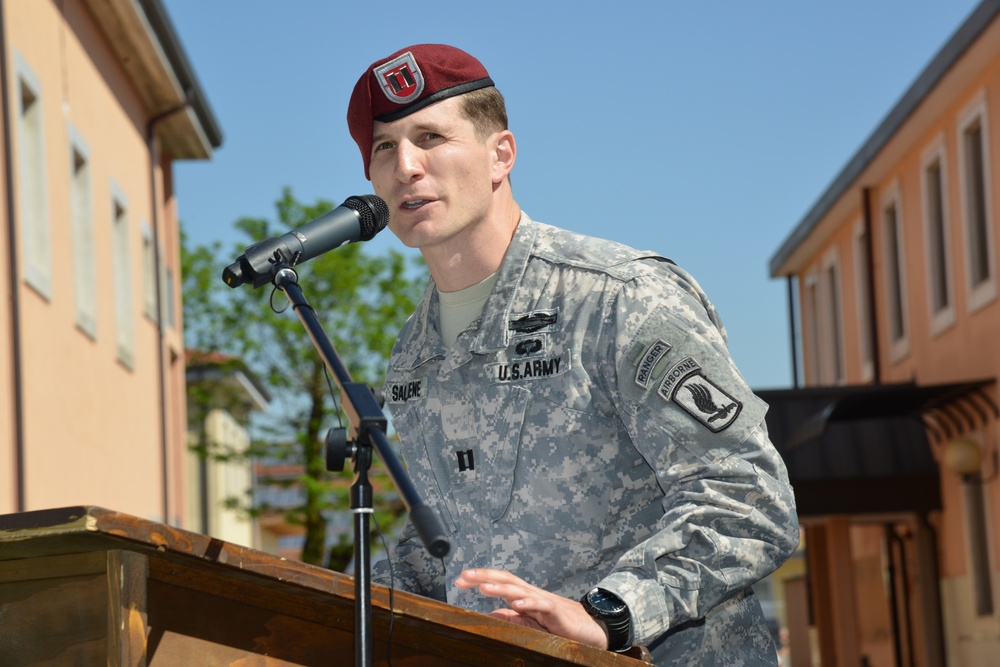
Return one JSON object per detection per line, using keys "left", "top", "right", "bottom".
{"left": 587, "top": 588, "right": 627, "bottom": 616}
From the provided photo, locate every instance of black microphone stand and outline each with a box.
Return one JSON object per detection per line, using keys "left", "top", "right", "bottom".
{"left": 268, "top": 262, "right": 450, "bottom": 667}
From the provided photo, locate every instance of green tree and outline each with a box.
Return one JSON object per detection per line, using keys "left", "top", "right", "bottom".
{"left": 183, "top": 187, "right": 426, "bottom": 568}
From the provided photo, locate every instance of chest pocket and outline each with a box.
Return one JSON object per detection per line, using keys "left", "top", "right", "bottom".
{"left": 389, "top": 382, "right": 530, "bottom": 532}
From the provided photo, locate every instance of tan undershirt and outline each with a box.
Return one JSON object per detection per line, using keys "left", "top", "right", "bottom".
{"left": 437, "top": 271, "right": 499, "bottom": 347}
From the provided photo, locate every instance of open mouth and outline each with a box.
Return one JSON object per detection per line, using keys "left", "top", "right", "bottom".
{"left": 402, "top": 199, "right": 431, "bottom": 210}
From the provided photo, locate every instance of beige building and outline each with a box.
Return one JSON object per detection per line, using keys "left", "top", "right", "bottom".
{"left": 0, "top": 0, "right": 220, "bottom": 525}
{"left": 186, "top": 350, "right": 270, "bottom": 549}
{"left": 768, "top": 1, "right": 1000, "bottom": 665}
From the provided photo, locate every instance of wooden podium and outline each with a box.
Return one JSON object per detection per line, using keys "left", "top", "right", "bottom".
{"left": 0, "top": 506, "right": 648, "bottom": 666}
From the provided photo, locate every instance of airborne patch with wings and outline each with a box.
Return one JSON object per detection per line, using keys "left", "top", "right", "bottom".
{"left": 657, "top": 357, "right": 742, "bottom": 433}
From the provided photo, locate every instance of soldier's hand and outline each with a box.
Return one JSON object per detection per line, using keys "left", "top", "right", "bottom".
{"left": 454, "top": 568, "right": 610, "bottom": 649}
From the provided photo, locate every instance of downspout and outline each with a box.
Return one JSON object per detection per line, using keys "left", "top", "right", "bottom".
{"left": 862, "top": 187, "right": 881, "bottom": 384}
{"left": 147, "top": 94, "right": 191, "bottom": 524}
{"left": 0, "top": 0, "right": 26, "bottom": 512}
{"left": 787, "top": 275, "right": 799, "bottom": 388}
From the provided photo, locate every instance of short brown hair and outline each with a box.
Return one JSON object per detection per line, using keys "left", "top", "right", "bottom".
{"left": 459, "top": 86, "right": 508, "bottom": 140}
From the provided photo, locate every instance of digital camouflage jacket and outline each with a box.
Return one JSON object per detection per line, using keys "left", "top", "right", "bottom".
{"left": 376, "top": 214, "right": 799, "bottom": 665}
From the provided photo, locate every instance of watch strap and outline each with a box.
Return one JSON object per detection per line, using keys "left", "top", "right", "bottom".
{"left": 581, "top": 588, "right": 632, "bottom": 652}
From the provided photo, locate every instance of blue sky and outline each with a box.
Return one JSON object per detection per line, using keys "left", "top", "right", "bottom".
{"left": 167, "top": 0, "right": 983, "bottom": 389}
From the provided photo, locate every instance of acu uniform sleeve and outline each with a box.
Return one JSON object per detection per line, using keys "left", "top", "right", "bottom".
{"left": 372, "top": 515, "right": 447, "bottom": 600}
{"left": 598, "top": 266, "right": 799, "bottom": 647}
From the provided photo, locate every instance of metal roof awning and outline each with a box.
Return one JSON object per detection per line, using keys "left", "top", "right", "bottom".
{"left": 756, "top": 380, "right": 996, "bottom": 518}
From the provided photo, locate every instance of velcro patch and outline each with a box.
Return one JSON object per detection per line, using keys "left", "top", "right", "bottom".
{"left": 634, "top": 339, "right": 672, "bottom": 389}
{"left": 656, "top": 357, "right": 742, "bottom": 432}
{"left": 671, "top": 374, "right": 742, "bottom": 433}
{"left": 386, "top": 380, "right": 424, "bottom": 403}
{"left": 657, "top": 357, "right": 702, "bottom": 400}
{"left": 512, "top": 333, "right": 549, "bottom": 358}
{"left": 488, "top": 353, "right": 569, "bottom": 383}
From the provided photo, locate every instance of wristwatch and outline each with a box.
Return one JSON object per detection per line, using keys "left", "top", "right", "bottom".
{"left": 580, "top": 587, "right": 632, "bottom": 652}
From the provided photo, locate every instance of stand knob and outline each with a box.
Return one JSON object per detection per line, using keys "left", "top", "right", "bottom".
{"left": 325, "top": 428, "right": 350, "bottom": 472}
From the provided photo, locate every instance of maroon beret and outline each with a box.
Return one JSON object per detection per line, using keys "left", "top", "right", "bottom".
{"left": 347, "top": 44, "right": 494, "bottom": 179}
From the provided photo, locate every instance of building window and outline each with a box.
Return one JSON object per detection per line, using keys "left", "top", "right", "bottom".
{"left": 165, "top": 265, "right": 176, "bottom": 329}
{"left": 958, "top": 95, "right": 996, "bottom": 311}
{"left": 853, "top": 221, "right": 873, "bottom": 381}
{"left": 921, "top": 140, "right": 955, "bottom": 334}
{"left": 142, "top": 221, "right": 157, "bottom": 321}
{"left": 69, "top": 127, "right": 97, "bottom": 338}
{"left": 822, "top": 253, "right": 844, "bottom": 385}
{"left": 111, "top": 183, "right": 135, "bottom": 369}
{"left": 964, "top": 473, "right": 995, "bottom": 617}
{"left": 964, "top": 121, "right": 991, "bottom": 285}
{"left": 882, "top": 187, "right": 909, "bottom": 360}
{"left": 803, "top": 273, "right": 821, "bottom": 385}
{"left": 15, "top": 52, "right": 51, "bottom": 298}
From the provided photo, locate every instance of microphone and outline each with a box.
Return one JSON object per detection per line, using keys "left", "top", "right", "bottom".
{"left": 222, "top": 194, "right": 390, "bottom": 289}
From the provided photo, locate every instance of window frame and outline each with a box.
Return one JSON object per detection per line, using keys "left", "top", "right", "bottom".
{"left": 14, "top": 51, "right": 51, "bottom": 299}
{"left": 821, "top": 248, "right": 845, "bottom": 385}
{"left": 881, "top": 182, "right": 910, "bottom": 362}
{"left": 110, "top": 179, "right": 135, "bottom": 370}
{"left": 957, "top": 92, "right": 997, "bottom": 313}
{"left": 803, "top": 271, "right": 822, "bottom": 385}
{"left": 920, "top": 134, "right": 956, "bottom": 335}
{"left": 852, "top": 219, "right": 874, "bottom": 382}
{"left": 141, "top": 220, "right": 158, "bottom": 322}
{"left": 68, "top": 123, "right": 98, "bottom": 338}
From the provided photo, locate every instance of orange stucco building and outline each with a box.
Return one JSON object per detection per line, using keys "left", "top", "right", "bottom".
{"left": 0, "top": 0, "right": 220, "bottom": 525}
{"left": 768, "top": 1, "right": 1000, "bottom": 665}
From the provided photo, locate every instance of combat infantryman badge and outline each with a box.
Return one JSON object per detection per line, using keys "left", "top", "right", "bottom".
{"left": 374, "top": 52, "right": 424, "bottom": 104}
{"left": 509, "top": 311, "right": 558, "bottom": 334}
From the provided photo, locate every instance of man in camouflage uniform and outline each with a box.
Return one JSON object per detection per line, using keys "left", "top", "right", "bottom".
{"left": 347, "top": 44, "right": 799, "bottom": 665}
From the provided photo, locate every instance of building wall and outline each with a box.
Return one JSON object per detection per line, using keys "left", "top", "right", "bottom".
{"left": 0, "top": 56, "right": 14, "bottom": 512}
{"left": 0, "top": 0, "right": 191, "bottom": 524}
{"left": 186, "top": 408, "right": 256, "bottom": 548}
{"left": 790, "top": 15, "right": 1000, "bottom": 664}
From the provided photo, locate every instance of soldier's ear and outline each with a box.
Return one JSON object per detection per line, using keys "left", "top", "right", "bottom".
{"left": 491, "top": 130, "right": 516, "bottom": 184}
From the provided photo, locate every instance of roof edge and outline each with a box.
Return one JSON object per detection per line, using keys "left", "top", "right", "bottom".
{"left": 137, "top": 0, "right": 222, "bottom": 149}
{"left": 769, "top": 0, "right": 1000, "bottom": 277}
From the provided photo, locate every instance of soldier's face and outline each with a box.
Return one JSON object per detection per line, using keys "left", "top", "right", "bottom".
{"left": 369, "top": 96, "right": 501, "bottom": 251}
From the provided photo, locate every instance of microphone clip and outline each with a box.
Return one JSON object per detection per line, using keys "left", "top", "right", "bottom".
{"left": 222, "top": 237, "right": 287, "bottom": 289}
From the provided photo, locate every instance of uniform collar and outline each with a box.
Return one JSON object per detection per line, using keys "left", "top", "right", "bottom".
{"left": 390, "top": 212, "right": 538, "bottom": 371}
{"left": 389, "top": 279, "right": 444, "bottom": 371}
{"left": 472, "top": 211, "right": 536, "bottom": 353}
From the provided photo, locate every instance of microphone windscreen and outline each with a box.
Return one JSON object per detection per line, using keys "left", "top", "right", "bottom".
{"left": 344, "top": 195, "right": 389, "bottom": 241}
